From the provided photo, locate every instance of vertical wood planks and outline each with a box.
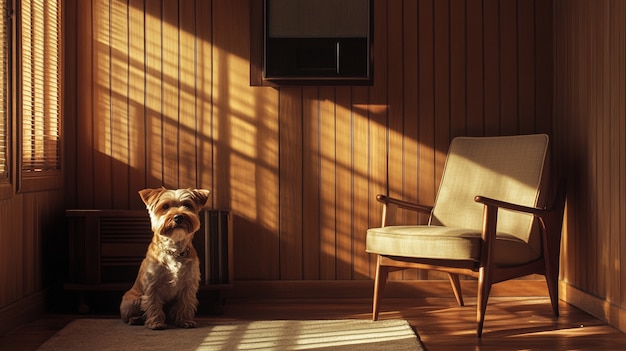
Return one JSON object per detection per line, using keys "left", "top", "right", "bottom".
{"left": 553, "top": 0, "right": 626, "bottom": 314}
{"left": 278, "top": 87, "right": 303, "bottom": 280}
{"left": 144, "top": 0, "right": 164, "bottom": 189}
{"left": 179, "top": 0, "right": 198, "bottom": 188}
{"left": 128, "top": 0, "right": 146, "bottom": 201}
{"left": 63, "top": 0, "right": 563, "bottom": 285}
{"left": 110, "top": 0, "right": 130, "bottom": 208}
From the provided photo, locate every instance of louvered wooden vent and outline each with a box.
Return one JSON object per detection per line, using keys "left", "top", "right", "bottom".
{"left": 66, "top": 209, "right": 233, "bottom": 290}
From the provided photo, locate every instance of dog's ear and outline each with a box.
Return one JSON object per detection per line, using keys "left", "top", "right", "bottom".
{"left": 139, "top": 188, "right": 164, "bottom": 207}
{"left": 190, "top": 189, "right": 211, "bottom": 208}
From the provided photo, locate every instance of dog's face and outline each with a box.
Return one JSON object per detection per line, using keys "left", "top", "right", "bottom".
{"left": 139, "top": 188, "right": 210, "bottom": 237}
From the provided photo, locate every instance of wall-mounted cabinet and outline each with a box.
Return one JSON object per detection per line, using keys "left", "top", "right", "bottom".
{"left": 250, "top": 0, "right": 373, "bottom": 86}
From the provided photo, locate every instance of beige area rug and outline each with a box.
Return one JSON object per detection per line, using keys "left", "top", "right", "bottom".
{"left": 37, "top": 318, "right": 424, "bottom": 351}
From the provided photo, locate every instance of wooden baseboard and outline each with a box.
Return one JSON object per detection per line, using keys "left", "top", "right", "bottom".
{"left": 560, "top": 281, "right": 626, "bottom": 334}
{"left": 224, "top": 279, "right": 551, "bottom": 300}
{"left": 0, "top": 290, "right": 47, "bottom": 337}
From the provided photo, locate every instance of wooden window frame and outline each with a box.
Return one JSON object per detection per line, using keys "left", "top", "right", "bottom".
{"left": 0, "top": 0, "right": 12, "bottom": 199}
{"left": 16, "top": 0, "right": 63, "bottom": 193}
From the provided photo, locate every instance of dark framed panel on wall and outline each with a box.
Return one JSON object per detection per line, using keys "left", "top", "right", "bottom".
{"left": 250, "top": 0, "right": 373, "bottom": 87}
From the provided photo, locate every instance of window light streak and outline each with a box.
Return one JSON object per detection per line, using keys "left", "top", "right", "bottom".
{"left": 196, "top": 321, "right": 415, "bottom": 350}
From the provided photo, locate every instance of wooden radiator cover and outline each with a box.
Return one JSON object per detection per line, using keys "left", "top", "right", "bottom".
{"left": 66, "top": 209, "right": 233, "bottom": 291}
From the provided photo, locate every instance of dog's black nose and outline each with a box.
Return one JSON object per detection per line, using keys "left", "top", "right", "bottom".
{"left": 174, "top": 214, "right": 184, "bottom": 224}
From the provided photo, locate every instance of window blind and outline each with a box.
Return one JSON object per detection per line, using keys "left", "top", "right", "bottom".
{"left": 0, "top": 0, "right": 9, "bottom": 180}
{"left": 21, "top": 0, "right": 61, "bottom": 174}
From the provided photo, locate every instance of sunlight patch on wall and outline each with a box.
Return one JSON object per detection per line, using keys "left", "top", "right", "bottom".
{"left": 213, "top": 46, "right": 279, "bottom": 230}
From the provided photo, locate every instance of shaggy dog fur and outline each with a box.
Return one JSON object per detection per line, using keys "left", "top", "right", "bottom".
{"left": 120, "top": 188, "right": 210, "bottom": 330}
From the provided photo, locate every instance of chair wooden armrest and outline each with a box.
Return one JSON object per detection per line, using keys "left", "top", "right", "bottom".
{"left": 473, "top": 195, "right": 547, "bottom": 216}
{"left": 376, "top": 194, "right": 433, "bottom": 214}
{"left": 474, "top": 178, "right": 566, "bottom": 222}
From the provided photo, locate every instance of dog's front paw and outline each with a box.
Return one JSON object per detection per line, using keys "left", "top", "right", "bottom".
{"left": 145, "top": 320, "right": 167, "bottom": 330}
{"left": 177, "top": 320, "right": 196, "bottom": 328}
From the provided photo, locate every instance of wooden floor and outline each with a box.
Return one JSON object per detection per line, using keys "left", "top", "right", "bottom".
{"left": 1, "top": 296, "right": 626, "bottom": 350}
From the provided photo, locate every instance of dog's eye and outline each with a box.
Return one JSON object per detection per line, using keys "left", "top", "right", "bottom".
{"left": 162, "top": 204, "right": 170, "bottom": 210}
{"left": 181, "top": 201, "right": 194, "bottom": 209}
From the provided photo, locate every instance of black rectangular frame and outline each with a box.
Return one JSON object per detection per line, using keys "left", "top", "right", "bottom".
{"left": 250, "top": 0, "right": 373, "bottom": 87}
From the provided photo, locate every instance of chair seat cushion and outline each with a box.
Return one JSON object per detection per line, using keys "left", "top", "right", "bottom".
{"left": 366, "top": 225, "right": 541, "bottom": 266}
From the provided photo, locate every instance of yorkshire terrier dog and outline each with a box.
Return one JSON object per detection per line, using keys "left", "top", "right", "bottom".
{"left": 120, "top": 187, "right": 210, "bottom": 330}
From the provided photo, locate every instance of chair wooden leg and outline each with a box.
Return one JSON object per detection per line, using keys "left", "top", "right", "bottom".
{"left": 476, "top": 266, "right": 492, "bottom": 338}
{"left": 372, "top": 256, "right": 389, "bottom": 321}
{"left": 447, "top": 273, "right": 464, "bottom": 306}
{"left": 545, "top": 259, "right": 560, "bottom": 317}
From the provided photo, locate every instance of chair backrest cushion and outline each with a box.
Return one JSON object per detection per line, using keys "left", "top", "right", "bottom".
{"left": 430, "top": 134, "right": 549, "bottom": 256}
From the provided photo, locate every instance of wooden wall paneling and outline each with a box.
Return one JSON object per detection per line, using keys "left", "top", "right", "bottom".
{"left": 162, "top": 0, "right": 180, "bottom": 188}
{"left": 144, "top": 0, "right": 164, "bottom": 189}
{"left": 402, "top": 0, "right": 419, "bottom": 210}
{"left": 319, "top": 87, "right": 336, "bottom": 280}
{"left": 534, "top": 0, "right": 553, "bottom": 135}
{"left": 417, "top": 0, "right": 435, "bottom": 279}
{"left": 450, "top": 0, "right": 466, "bottom": 137}
{"left": 22, "top": 194, "right": 34, "bottom": 295}
{"left": 255, "top": 93, "right": 280, "bottom": 279}
{"left": 517, "top": 0, "right": 536, "bottom": 134}
{"left": 0, "top": 201, "right": 6, "bottom": 306}
{"left": 483, "top": 0, "right": 500, "bottom": 136}
{"left": 335, "top": 87, "right": 354, "bottom": 280}
{"left": 195, "top": 0, "right": 214, "bottom": 196}
{"left": 619, "top": 0, "right": 626, "bottom": 309}
{"left": 386, "top": 0, "right": 404, "bottom": 281}
{"left": 93, "top": 0, "right": 113, "bottom": 208}
{"left": 402, "top": 0, "right": 418, "bottom": 216}
{"left": 573, "top": 0, "right": 587, "bottom": 290}
{"left": 432, "top": 1, "right": 450, "bottom": 279}
{"left": 562, "top": 0, "right": 573, "bottom": 285}
{"left": 608, "top": 0, "right": 622, "bottom": 306}
{"left": 351, "top": 86, "right": 370, "bottom": 280}
{"left": 586, "top": 0, "right": 599, "bottom": 295}
{"left": 11, "top": 197, "right": 20, "bottom": 301}
{"left": 111, "top": 0, "right": 130, "bottom": 208}
{"left": 213, "top": 0, "right": 271, "bottom": 280}
{"left": 128, "top": 0, "right": 147, "bottom": 202}
{"left": 179, "top": 0, "right": 198, "bottom": 189}
{"left": 597, "top": 0, "right": 610, "bottom": 301}
{"left": 64, "top": 0, "right": 573, "bottom": 285}
{"left": 14, "top": 196, "right": 23, "bottom": 300}
{"left": 466, "top": 0, "right": 484, "bottom": 136}
{"left": 400, "top": 0, "right": 419, "bottom": 281}
{"left": 575, "top": 0, "right": 587, "bottom": 290}
{"left": 553, "top": 0, "right": 569, "bottom": 282}
{"left": 64, "top": 0, "right": 78, "bottom": 206}
{"left": 75, "top": 0, "right": 95, "bottom": 208}
{"left": 499, "top": 0, "right": 518, "bottom": 135}
{"left": 386, "top": 0, "right": 403, "bottom": 217}
{"left": 433, "top": 0, "right": 450, "bottom": 182}
{"left": 367, "top": 0, "right": 389, "bottom": 279}
{"left": 0, "top": 200, "right": 13, "bottom": 305}
{"left": 278, "top": 87, "right": 303, "bottom": 280}
{"left": 553, "top": 1, "right": 626, "bottom": 332}
{"left": 302, "top": 88, "right": 321, "bottom": 280}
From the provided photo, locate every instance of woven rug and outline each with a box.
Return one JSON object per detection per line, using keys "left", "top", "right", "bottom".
{"left": 37, "top": 318, "right": 424, "bottom": 350}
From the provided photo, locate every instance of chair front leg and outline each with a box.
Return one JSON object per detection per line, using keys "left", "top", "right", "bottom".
{"left": 476, "top": 203, "right": 497, "bottom": 337}
{"left": 372, "top": 255, "right": 389, "bottom": 321}
{"left": 476, "top": 265, "right": 492, "bottom": 338}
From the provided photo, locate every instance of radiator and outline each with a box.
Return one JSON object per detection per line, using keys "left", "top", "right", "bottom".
{"left": 66, "top": 209, "right": 233, "bottom": 289}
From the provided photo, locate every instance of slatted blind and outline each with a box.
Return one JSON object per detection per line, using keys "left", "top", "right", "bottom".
{"left": 0, "top": 0, "right": 9, "bottom": 179}
{"left": 20, "top": 0, "right": 61, "bottom": 174}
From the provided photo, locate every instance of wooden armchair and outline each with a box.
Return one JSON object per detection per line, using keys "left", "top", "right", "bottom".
{"left": 365, "top": 134, "right": 566, "bottom": 337}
